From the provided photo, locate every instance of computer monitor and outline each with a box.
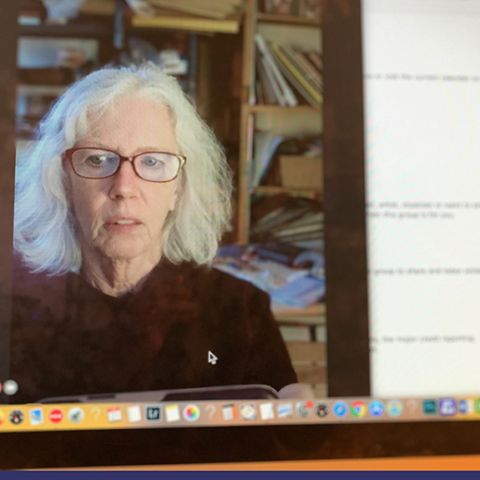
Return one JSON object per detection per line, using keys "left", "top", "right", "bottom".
{"left": 0, "top": 0, "right": 480, "bottom": 469}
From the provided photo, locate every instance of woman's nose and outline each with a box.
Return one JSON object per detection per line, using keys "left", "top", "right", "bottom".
{"left": 108, "top": 160, "right": 140, "bottom": 200}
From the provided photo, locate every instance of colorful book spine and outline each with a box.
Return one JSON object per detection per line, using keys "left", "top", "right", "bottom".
{"left": 269, "top": 42, "right": 323, "bottom": 104}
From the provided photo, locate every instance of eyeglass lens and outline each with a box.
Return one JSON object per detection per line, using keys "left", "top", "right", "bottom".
{"left": 71, "top": 149, "right": 181, "bottom": 182}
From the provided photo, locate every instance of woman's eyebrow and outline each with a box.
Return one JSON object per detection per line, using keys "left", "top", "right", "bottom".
{"left": 75, "top": 144, "right": 177, "bottom": 155}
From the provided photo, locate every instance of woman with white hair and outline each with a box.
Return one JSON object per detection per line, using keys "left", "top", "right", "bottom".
{"left": 10, "top": 63, "right": 300, "bottom": 404}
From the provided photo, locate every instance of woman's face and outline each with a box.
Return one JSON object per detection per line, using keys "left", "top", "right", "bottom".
{"left": 65, "top": 96, "right": 179, "bottom": 264}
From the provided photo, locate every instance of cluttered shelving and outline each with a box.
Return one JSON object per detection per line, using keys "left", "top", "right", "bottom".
{"left": 238, "top": 0, "right": 322, "bottom": 243}
{"left": 15, "top": 0, "right": 246, "bottom": 145}
{"left": 231, "top": 0, "right": 324, "bottom": 395}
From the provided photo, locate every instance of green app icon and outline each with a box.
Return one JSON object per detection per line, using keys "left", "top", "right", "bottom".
{"left": 474, "top": 399, "right": 480, "bottom": 414}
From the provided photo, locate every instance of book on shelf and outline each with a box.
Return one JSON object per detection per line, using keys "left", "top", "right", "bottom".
{"left": 251, "top": 131, "right": 285, "bottom": 190}
{"left": 292, "top": 49, "right": 323, "bottom": 88}
{"left": 261, "top": 56, "right": 287, "bottom": 106}
{"left": 250, "top": 194, "right": 323, "bottom": 244}
{"left": 269, "top": 42, "right": 323, "bottom": 105}
{"left": 254, "top": 36, "right": 322, "bottom": 107}
{"left": 282, "top": 45, "right": 323, "bottom": 95}
{"left": 269, "top": 211, "right": 323, "bottom": 233}
{"left": 270, "top": 53, "right": 320, "bottom": 107}
{"left": 256, "top": 56, "right": 277, "bottom": 104}
{"left": 255, "top": 34, "right": 298, "bottom": 107}
{"left": 307, "top": 51, "right": 322, "bottom": 70}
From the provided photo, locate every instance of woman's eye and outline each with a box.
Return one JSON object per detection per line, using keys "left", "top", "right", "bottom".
{"left": 87, "top": 155, "right": 106, "bottom": 166}
{"left": 143, "top": 157, "right": 162, "bottom": 168}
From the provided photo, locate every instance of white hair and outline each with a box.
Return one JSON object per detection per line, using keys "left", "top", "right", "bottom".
{"left": 14, "top": 63, "right": 233, "bottom": 275}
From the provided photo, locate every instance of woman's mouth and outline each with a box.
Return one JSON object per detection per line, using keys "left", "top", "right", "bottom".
{"left": 104, "top": 217, "right": 142, "bottom": 233}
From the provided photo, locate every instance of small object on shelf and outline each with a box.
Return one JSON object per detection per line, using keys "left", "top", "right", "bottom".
{"left": 279, "top": 155, "right": 322, "bottom": 190}
{"left": 262, "top": 0, "right": 320, "bottom": 21}
{"left": 56, "top": 48, "right": 88, "bottom": 69}
{"left": 19, "top": 0, "right": 48, "bottom": 23}
{"left": 264, "top": 0, "right": 301, "bottom": 16}
{"left": 159, "top": 50, "right": 188, "bottom": 75}
{"left": 125, "top": 0, "right": 156, "bottom": 16}
{"left": 299, "top": 0, "right": 320, "bottom": 20}
{"left": 252, "top": 131, "right": 284, "bottom": 190}
{"left": 42, "top": 0, "right": 86, "bottom": 22}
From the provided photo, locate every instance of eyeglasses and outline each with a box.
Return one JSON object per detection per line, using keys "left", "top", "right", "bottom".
{"left": 64, "top": 148, "right": 187, "bottom": 183}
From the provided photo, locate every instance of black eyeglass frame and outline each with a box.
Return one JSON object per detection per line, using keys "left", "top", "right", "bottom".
{"left": 64, "top": 147, "right": 187, "bottom": 183}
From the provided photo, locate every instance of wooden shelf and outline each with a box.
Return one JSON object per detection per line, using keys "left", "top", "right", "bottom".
{"left": 257, "top": 13, "right": 320, "bottom": 27}
{"left": 249, "top": 104, "right": 321, "bottom": 114}
{"left": 255, "top": 186, "right": 321, "bottom": 195}
{"left": 17, "top": 85, "right": 67, "bottom": 96}
{"left": 272, "top": 302, "right": 325, "bottom": 319}
{"left": 131, "top": 14, "right": 241, "bottom": 34}
{"left": 18, "top": 24, "right": 111, "bottom": 37}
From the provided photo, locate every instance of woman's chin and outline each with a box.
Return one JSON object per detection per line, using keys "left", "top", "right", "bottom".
{"left": 97, "top": 238, "right": 156, "bottom": 263}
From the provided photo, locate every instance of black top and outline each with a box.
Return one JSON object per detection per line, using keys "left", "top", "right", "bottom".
{"left": 9, "top": 258, "right": 297, "bottom": 404}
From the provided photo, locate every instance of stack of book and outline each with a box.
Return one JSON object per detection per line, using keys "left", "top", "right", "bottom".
{"left": 251, "top": 131, "right": 285, "bottom": 190}
{"left": 250, "top": 194, "right": 324, "bottom": 248}
{"left": 254, "top": 33, "right": 322, "bottom": 108}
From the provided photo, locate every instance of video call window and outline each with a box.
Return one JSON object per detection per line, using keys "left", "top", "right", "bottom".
{"left": 4, "top": 0, "right": 327, "bottom": 406}
{"left": 0, "top": 0, "right": 478, "bottom": 422}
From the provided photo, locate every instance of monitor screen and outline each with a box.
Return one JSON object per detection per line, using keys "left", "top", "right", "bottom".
{"left": 0, "top": 0, "right": 479, "bottom": 466}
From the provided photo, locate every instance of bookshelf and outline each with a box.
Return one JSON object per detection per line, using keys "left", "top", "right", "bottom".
{"left": 237, "top": 0, "right": 324, "bottom": 396}
{"left": 131, "top": 13, "right": 241, "bottom": 34}
{"left": 257, "top": 12, "right": 321, "bottom": 27}
{"left": 238, "top": 0, "right": 322, "bottom": 244}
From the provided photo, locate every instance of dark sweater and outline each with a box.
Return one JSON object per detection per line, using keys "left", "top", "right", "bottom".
{"left": 9, "top": 258, "right": 297, "bottom": 404}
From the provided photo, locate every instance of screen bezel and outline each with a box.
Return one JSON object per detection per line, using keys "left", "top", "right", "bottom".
{"left": 1, "top": 0, "right": 480, "bottom": 469}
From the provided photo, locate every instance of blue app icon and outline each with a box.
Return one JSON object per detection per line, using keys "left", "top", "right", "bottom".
{"left": 458, "top": 400, "right": 472, "bottom": 414}
{"left": 332, "top": 401, "right": 348, "bottom": 418}
{"left": 422, "top": 400, "right": 437, "bottom": 415}
{"left": 368, "top": 400, "right": 385, "bottom": 417}
{"left": 439, "top": 398, "right": 456, "bottom": 417}
{"left": 29, "top": 408, "right": 44, "bottom": 426}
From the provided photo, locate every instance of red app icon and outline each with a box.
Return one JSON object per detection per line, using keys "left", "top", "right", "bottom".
{"left": 48, "top": 408, "right": 64, "bottom": 423}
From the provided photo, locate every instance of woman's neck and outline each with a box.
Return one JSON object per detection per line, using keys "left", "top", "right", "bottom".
{"left": 81, "top": 248, "right": 162, "bottom": 297}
